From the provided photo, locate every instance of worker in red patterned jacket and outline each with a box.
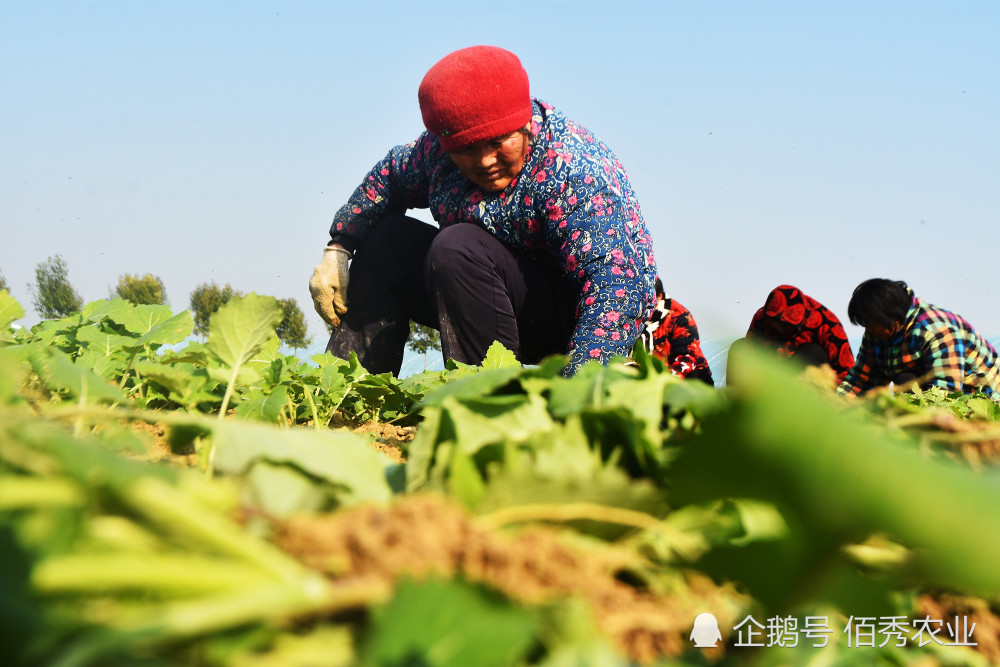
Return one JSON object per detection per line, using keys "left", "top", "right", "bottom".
{"left": 308, "top": 45, "right": 658, "bottom": 377}
{"left": 728, "top": 285, "right": 855, "bottom": 385}
{"left": 640, "top": 278, "right": 714, "bottom": 385}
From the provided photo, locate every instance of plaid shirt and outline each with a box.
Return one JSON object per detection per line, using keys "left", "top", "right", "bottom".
{"left": 837, "top": 291, "right": 1000, "bottom": 398}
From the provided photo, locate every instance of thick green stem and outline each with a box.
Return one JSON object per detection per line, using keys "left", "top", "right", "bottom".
{"left": 116, "top": 577, "right": 382, "bottom": 640}
{"left": 33, "top": 554, "right": 266, "bottom": 595}
{"left": 0, "top": 477, "right": 84, "bottom": 508}
{"left": 122, "top": 477, "right": 309, "bottom": 584}
{"left": 476, "top": 502, "right": 662, "bottom": 531}
{"left": 51, "top": 577, "right": 389, "bottom": 667}
{"left": 73, "top": 384, "right": 88, "bottom": 438}
{"left": 303, "top": 385, "right": 321, "bottom": 431}
{"left": 217, "top": 365, "right": 240, "bottom": 420}
{"left": 591, "top": 372, "right": 604, "bottom": 409}
{"left": 119, "top": 347, "right": 141, "bottom": 391}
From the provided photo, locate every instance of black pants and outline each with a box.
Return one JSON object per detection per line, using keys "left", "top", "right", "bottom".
{"left": 326, "top": 215, "right": 577, "bottom": 376}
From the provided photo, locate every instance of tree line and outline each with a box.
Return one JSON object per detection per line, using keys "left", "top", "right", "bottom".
{"left": 0, "top": 255, "right": 440, "bottom": 359}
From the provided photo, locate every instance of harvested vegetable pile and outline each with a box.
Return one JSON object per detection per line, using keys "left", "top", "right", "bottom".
{"left": 276, "top": 493, "right": 743, "bottom": 663}
{"left": 3, "top": 289, "right": 1000, "bottom": 666}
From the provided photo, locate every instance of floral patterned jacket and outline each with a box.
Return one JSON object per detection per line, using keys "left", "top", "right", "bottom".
{"left": 329, "top": 100, "right": 659, "bottom": 373}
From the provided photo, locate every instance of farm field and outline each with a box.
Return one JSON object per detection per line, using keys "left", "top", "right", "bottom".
{"left": 3, "top": 289, "right": 1000, "bottom": 666}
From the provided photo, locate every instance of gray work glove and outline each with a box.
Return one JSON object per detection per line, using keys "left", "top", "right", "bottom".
{"left": 309, "top": 246, "right": 351, "bottom": 327}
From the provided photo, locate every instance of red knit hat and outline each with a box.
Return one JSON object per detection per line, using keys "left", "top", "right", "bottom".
{"left": 418, "top": 45, "right": 532, "bottom": 152}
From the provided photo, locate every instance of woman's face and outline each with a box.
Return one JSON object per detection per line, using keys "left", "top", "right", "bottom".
{"left": 448, "top": 130, "right": 530, "bottom": 192}
{"left": 770, "top": 318, "right": 799, "bottom": 342}
{"left": 764, "top": 319, "right": 799, "bottom": 343}
{"left": 867, "top": 320, "right": 902, "bottom": 341}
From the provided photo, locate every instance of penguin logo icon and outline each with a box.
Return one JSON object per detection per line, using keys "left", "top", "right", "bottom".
{"left": 690, "top": 612, "right": 722, "bottom": 648}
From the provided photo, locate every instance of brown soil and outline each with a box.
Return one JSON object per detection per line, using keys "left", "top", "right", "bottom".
{"left": 129, "top": 420, "right": 198, "bottom": 466}
{"left": 917, "top": 592, "right": 1000, "bottom": 663}
{"left": 344, "top": 420, "right": 415, "bottom": 464}
{"left": 276, "top": 493, "right": 743, "bottom": 664}
{"left": 132, "top": 414, "right": 415, "bottom": 467}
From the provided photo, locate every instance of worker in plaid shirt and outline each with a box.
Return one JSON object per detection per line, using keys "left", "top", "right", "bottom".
{"left": 837, "top": 278, "right": 1000, "bottom": 399}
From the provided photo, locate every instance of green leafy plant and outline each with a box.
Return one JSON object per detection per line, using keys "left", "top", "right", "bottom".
{"left": 4, "top": 292, "right": 1000, "bottom": 666}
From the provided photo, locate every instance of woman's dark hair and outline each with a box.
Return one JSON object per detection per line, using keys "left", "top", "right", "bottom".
{"left": 847, "top": 278, "right": 911, "bottom": 327}
{"left": 654, "top": 277, "right": 664, "bottom": 297}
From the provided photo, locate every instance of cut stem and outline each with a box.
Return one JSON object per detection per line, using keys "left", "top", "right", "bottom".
{"left": 476, "top": 502, "right": 662, "bottom": 531}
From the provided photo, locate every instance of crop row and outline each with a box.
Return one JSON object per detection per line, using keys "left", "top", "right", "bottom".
{"left": 2, "top": 290, "right": 999, "bottom": 666}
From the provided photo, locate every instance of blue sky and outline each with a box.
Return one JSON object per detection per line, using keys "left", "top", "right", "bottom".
{"left": 2, "top": 0, "right": 998, "bottom": 351}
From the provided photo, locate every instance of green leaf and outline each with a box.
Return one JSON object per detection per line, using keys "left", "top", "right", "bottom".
{"left": 0, "top": 524, "right": 43, "bottom": 663}
{"left": 28, "top": 348, "right": 127, "bottom": 404}
{"left": 480, "top": 341, "right": 521, "bottom": 369}
{"left": 670, "top": 347, "right": 1000, "bottom": 608}
{"left": 167, "top": 422, "right": 212, "bottom": 453}
{"left": 546, "top": 363, "right": 610, "bottom": 418}
{"left": 79, "top": 298, "right": 136, "bottom": 326}
{"left": 235, "top": 385, "right": 289, "bottom": 423}
{"left": 320, "top": 364, "right": 348, "bottom": 395}
{"left": 405, "top": 406, "right": 443, "bottom": 492}
{"left": 74, "top": 328, "right": 135, "bottom": 381}
{"left": 0, "top": 291, "right": 25, "bottom": 344}
{"left": 160, "top": 340, "right": 210, "bottom": 365}
{"left": 317, "top": 365, "right": 352, "bottom": 415}
{"left": 75, "top": 326, "right": 136, "bottom": 354}
{"left": 248, "top": 334, "right": 283, "bottom": 364}
{"left": 205, "top": 363, "right": 261, "bottom": 387}
{"left": 115, "top": 303, "right": 173, "bottom": 335}
{"left": 448, "top": 446, "right": 485, "bottom": 509}
{"left": 350, "top": 373, "right": 413, "bottom": 421}
{"left": 204, "top": 294, "right": 282, "bottom": 417}
{"left": 208, "top": 419, "right": 393, "bottom": 506}
{"left": 604, "top": 368, "right": 671, "bottom": 451}
{"left": 206, "top": 294, "right": 283, "bottom": 370}
{"left": 4, "top": 417, "right": 175, "bottom": 491}
{"left": 418, "top": 367, "right": 522, "bottom": 408}
{"left": 136, "top": 310, "right": 194, "bottom": 346}
{"left": 74, "top": 348, "right": 125, "bottom": 381}
{"left": 228, "top": 626, "right": 355, "bottom": 667}
{"left": 135, "top": 360, "right": 214, "bottom": 407}
{"left": 967, "top": 396, "right": 1000, "bottom": 422}
{"left": 443, "top": 393, "right": 554, "bottom": 455}
{"left": 360, "top": 579, "right": 539, "bottom": 667}
{"left": 258, "top": 358, "right": 286, "bottom": 388}
{"left": 0, "top": 349, "right": 30, "bottom": 406}
{"left": 244, "top": 460, "right": 330, "bottom": 516}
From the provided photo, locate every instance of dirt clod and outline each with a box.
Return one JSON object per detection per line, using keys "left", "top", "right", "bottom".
{"left": 917, "top": 592, "right": 1000, "bottom": 663}
{"left": 276, "top": 494, "right": 741, "bottom": 664}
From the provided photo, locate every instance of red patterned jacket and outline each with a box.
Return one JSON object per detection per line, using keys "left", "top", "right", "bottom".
{"left": 641, "top": 295, "right": 714, "bottom": 385}
{"left": 746, "top": 285, "right": 855, "bottom": 380}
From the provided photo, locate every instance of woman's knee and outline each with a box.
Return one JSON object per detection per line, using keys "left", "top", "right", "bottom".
{"left": 424, "top": 224, "right": 499, "bottom": 281}
{"left": 360, "top": 214, "right": 435, "bottom": 253}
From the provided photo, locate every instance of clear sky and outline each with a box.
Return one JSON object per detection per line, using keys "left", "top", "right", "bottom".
{"left": 2, "top": 0, "right": 998, "bottom": 350}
